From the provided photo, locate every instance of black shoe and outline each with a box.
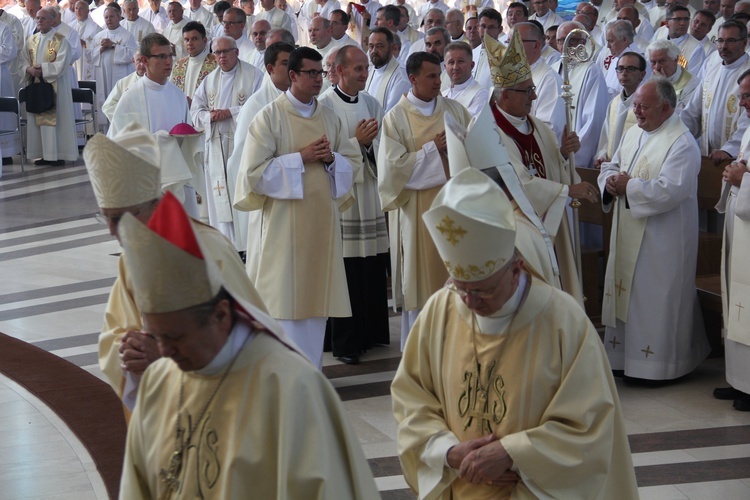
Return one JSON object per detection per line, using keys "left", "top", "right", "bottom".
{"left": 2, "top": 157, "right": 12, "bottom": 165}
{"left": 50, "top": 160, "right": 65, "bottom": 166}
{"left": 34, "top": 158, "right": 51, "bottom": 165}
{"left": 612, "top": 369, "right": 624, "bottom": 378}
{"left": 732, "top": 394, "right": 750, "bottom": 411}
{"left": 336, "top": 354, "right": 359, "bottom": 365}
{"left": 714, "top": 386, "right": 743, "bottom": 400}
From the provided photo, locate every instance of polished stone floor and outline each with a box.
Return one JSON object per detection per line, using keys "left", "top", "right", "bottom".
{"left": 1, "top": 158, "right": 750, "bottom": 499}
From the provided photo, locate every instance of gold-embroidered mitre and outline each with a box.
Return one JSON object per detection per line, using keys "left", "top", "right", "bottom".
{"left": 423, "top": 168, "right": 516, "bottom": 283}
{"left": 83, "top": 122, "right": 161, "bottom": 209}
{"left": 487, "top": 30, "right": 531, "bottom": 88}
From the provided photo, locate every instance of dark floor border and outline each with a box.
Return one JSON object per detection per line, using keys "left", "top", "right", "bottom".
{"left": 0, "top": 331, "right": 126, "bottom": 499}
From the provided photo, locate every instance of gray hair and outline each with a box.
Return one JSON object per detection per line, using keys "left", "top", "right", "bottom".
{"left": 426, "top": 26, "right": 451, "bottom": 44}
{"left": 446, "top": 8, "right": 464, "bottom": 25}
{"left": 647, "top": 39, "right": 680, "bottom": 61}
{"left": 213, "top": 35, "right": 237, "bottom": 49}
{"left": 649, "top": 78, "right": 677, "bottom": 109}
{"left": 267, "top": 28, "right": 295, "bottom": 45}
{"left": 607, "top": 19, "right": 635, "bottom": 43}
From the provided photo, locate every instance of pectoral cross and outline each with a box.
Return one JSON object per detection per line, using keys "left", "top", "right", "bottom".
{"left": 608, "top": 337, "right": 621, "bottom": 349}
{"left": 641, "top": 345, "right": 654, "bottom": 358}
{"left": 736, "top": 302, "right": 744, "bottom": 322}
{"left": 214, "top": 181, "right": 225, "bottom": 197}
{"left": 527, "top": 165, "right": 537, "bottom": 176}
{"left": 615, "top": 279, "right": 627, "bottom": 297}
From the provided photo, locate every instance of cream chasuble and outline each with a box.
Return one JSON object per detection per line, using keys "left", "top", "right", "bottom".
{"left": 233, "top": 94, "right": 361, "bottom": 319}
{"left": 377, "top": 95, "right": 471, "bottom": 311}
{"left": 391, "top": 277, "right": 638, "bottom": 499}
{"left": 120, "top": 327, "right": 379, "bottom": 499}
{"left": 598, "top": 114, "right": 710, "bottom": 380}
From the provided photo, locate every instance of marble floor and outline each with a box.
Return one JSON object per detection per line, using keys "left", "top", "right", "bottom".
{"left": 1, "top": 158, "right": 750, "bottom": 499}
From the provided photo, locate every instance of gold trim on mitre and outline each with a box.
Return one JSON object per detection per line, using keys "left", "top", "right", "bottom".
{"left": 118, "top": 193, "right": 221, "bottom": 314}
{"left": 487, "top": 30, "right": 531, "bottom": 88}
{"left": 83, "top": 122, "right": 161, "bottom": 209}
{"left": 423, "top": 168, "right": 516, "bottom": 283}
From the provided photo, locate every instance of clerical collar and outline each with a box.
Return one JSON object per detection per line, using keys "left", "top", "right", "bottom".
{"left": 190, "top": 46, "right": 209, "bottom": 60}
{"left": 642, "top": 112, "right": 677, "bottom": 139}
{"left": 144, "top": 76, "right": 168, "bottom": 90}
{"left": 221, "top": 63, "right": 238, "bottom": 77}
{"left": 496, "top": 104, "right": 530, "bottom": 134}
{"left": 450, "top": 76, "right": 475, "bottom": 92}
{"left": 406, "top": 90, "right": 436, "bottom": 116}
{"left": 475, "top": 272, "right": 528, "bottom": 335}
{"left": 668, "top": 33, "right": 687, "bottom": 44}
{"left": 374, "top": 62, "right": 389, "bottom": 73}
{"left": 195, "top": 320, "right": 255, "bottom": 375}
{"left": 723, "top": 53, "right": 749, "bottom": 69}
{"left": 333, "top": 85, "right": 358, "bottom": 103}
{"left": 666, "top": 66, "right": 682, "bottom": 84}
{"left": 285, "top": 89, "right": 316, "bottom": 116}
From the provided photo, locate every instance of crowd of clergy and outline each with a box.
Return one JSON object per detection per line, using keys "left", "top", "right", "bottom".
{"left": 6, "top": 0, "right": 750, "bottom": 495}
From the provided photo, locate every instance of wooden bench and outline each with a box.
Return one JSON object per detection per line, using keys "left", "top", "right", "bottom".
{"left": 576, "top": 167, "right": 613, "bottom": 325}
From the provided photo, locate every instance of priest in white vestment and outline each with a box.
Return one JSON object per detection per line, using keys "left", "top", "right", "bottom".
{"left": 121, "top": 0, "right": 155, "bottom": 45}
{"left": 233, "top": 47, "right": 361, "bottom": 370}
{"left": 377, "top": 51, "right": 471, "bottom": 347}
{"left": 222, "top": 7, "right": 255, "bottom": 61}
{"left": 319, "top": 46, "right": 391, "bottom": 363}
{"left": 139, "top": 0, "right": 168, "bottom": 34}
{"left": 0, "top": 19, "right": 18, "bottom": 159}
{"left": 714, "top": 69, "right": 750, "bottom": 410}
{"left": 594, "top": 52, "right": 647, "bottom": 167}
{"left": 102, "top": 51, "right": 144, "bottom": 122}
{"left": 682, "top": 20, "right": 750, "bottom": 163}
{"left": 73, "top": 1, "right": 101, "bottom": 81}
{"left": 191, "top": 36, "right": 262, "bottom": 243}
{"left": 442, "top": 42, "right": 488, "bottom": 116}
{"left": 528, "top": 0, "right": 563, "bottom": 30}
{"left": 656, "top": 5, "right": 706, "bottom": 76}
{"left": 168, "top": 21, "right": 218, "bottom": 102}
{"left": 647, "top": 39, "right": 700, "bottom": 114}
{"left": 552, "top": 21, "right": 609, "bottom": 169}
{"left": 255, "top": 0, "right": 292, "bottom": 32}
{"left": 87, "top": 6, "right": 137, "bottom": 132}
{"left": 391, "top": 167, "right": 638, "bottom": 499}
{"left": 226, "top": 41, "right": 294, "bottom": 254}
{"left": 163, "top": 2, "right": 189, "bottom": 59}
{"left": 0, "top": 6, "right": 25, "bottom": 98}
{"left": 114, "top": 189, "right": 380, "bottom": 499}
{"left": 184, "top": 0, "right": 215, "bottom": 33}
{"left": 599, "top": 79, "right": 710, "bottom": 382}
{"left": 366, "top": 27, "right": 411, "bottom": 112}
{"left": 596, "top": 20, "right": 647, "bottom": 99}
{"left": 471, "top": 9, "right": 503, "bottom": 90}
{"left": 19, "top": 8, "right": 78, "bottom": 165}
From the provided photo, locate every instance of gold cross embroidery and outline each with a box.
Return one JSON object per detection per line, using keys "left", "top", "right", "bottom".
{"left": 436, "top": 216, "right": 467, "bottom": 246}
{"left": 214, "top": 181, "right": 225, "bottom": 197}
{"left": 608, "top": 337, "right": 621, "bottom": 349}
{"left": 641, "top": 345, "right": 654, "bottom": 358}
{"left": 615, "top": 279, "right": 627, "bottom": 297}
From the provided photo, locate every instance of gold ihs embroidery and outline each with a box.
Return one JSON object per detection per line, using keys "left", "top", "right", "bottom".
{"left": 458, "top": 358, "right": 506, "bottom": 434}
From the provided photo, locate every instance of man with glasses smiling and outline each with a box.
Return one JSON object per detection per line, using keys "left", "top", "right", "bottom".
{"left": 391, "top": 167, "right": 638, "bottom": 499}
{"left": 234, "top": 47, "right": 360, "bottom": 370}
{"left": 682, "top": 19, "right": 750, "bottom": 164}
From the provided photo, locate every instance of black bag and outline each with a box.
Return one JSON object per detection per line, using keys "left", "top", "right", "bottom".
{"left": 24, "top": 77, "right": 55, "bottom": 114}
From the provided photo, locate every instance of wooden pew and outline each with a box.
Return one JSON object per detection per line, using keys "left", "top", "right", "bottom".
{"left": 576, "top": 167, "right": 613, "bottom": 325}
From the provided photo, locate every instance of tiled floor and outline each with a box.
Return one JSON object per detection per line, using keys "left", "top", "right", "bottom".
{"left": 1, "top": 158, "right": 750, "bottom": 499}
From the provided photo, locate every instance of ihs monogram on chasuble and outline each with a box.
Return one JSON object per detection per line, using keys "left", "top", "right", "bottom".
{"left": 458, "top": 358, "right": 507, "bottom": 435}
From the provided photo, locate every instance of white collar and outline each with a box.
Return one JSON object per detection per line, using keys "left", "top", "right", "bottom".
{"left": 195, "top": 320, "right": 254, "bottom": 375}
{"left": 450, "top": 76, "right": 475, "bottom": 91}
{"left": 285, "top": 89, "right": 315, "bottom": 112}
{"left": 407, "top": 90, "right": 436, "bottom": 115}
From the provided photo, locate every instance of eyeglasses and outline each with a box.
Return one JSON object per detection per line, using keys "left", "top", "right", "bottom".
{"left": 504, "top": 85, "right": 537, "bottom": 96}
{"left": 616, "top": 65, "right": 641, "bottom": 73}
{"left": 297, "top": 69, "right": 328, "bottom": 78}
{"left": 95, "top": 205, "right": 147, "bottom": 226}
{"left": 668, "top": 16, "right": 691, "bottom": 22}
{"left": 146, "top": 53, "right": 173, "bottom": 60}
{"left": 222, "top": 20, "right": 243, "bottom": 25}
{"left": 214, "top": 48, "right": 237, "bottom": 55}
{"left": 717, "top": 37, "right": 746, "bottom": 44}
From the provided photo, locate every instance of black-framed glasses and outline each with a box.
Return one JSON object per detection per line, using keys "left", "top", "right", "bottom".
{"left": 146, "top": 53, "right": 173, "bottom": 60}
{"left": 615, "top": 65, "right": 641, "bottom": 73}
{"left": 222, "top": 20, "right": 243, "bottom": 25}
{"left": 668, "top": 16, "right": 691, "bottom": 22}
{"left": 214, "top": 48, "right": 237, "bottom": 56}
{"left": 504, "top": 85, "right": 536, "bottom": 96}
{"left": 297, "top": 69, "right": 328, "bottom": 78}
